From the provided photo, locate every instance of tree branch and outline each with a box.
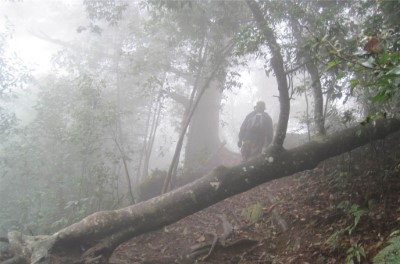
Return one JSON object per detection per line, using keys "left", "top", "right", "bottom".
{"left": 164, "top": 91, "right": 190, "bottom": 107}
{"left": 284, "top": 61, "right": 308, "bottom": 75}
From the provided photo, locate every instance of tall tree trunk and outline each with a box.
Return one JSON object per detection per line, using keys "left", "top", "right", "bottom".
{"left": 290, "top": 12, "right": 326, "bottom": 136}
{"left": 183, "top": 84, "right": 222, "bottom": 171}
{"left": 162, "top": 40, "right": 235, "bottom": 193}
{"left": 183, "top": 37, "right": 225, "bottom": 173}
{"left": 136, "top": 98, "right": 154, "bottom": 181}
{"left": 111, "top": 32, "right": 136, "bottom": 201}
{"left": 305, "top": 59, "right": 326, "bottom": 135}
{"left": 142, "top": 94, "right": 163, "bottom": 179}
{"left": 136, "top": 87, "right": 164, "bottom": 182}
{"left": 161, "top": 53, "right": 228, "bottom": 193}
{"left": 113, "top": 137, "right": 136, "bottom": 204}
{"left": 164, "top": 39, "right": 207, "bottom": 187}
{"left": 304, "top": 84, "right": 311, "bottom": 141}
{"left": 246, "top": 0, "right": 290, "bottom": 149}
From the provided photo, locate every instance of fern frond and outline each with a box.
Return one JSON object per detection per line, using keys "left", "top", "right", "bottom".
{"left": 373, "top": 236, "right": 400, "bottom": 264}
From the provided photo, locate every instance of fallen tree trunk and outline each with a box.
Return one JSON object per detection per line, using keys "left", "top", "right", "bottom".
{"left": 2, "top": 118, "right": 400, "bottom": 264}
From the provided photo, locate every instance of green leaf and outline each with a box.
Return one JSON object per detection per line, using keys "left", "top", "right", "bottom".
{"left": 388, "top": 65, "right": 400, "bottom": 75}
{"left": 326, "top": 59, "right": 339, "bottom": 70}
{"left": 326, "top": 229, "right": 345, "bottom": 247}
{"left": 350, "top": 79, "right": 360, "bottom": 93}
{"left": 373, "top": 235, "right": 400, "bottom": 264}
{"left": 241, "top": 202, "right": 264, "bottom": 223}
{"left": 336, "top": 72, "right": 346, "bottom": 80}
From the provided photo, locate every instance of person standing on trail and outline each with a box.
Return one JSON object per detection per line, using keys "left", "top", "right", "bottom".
{"left": 238, "top": 101, "right": 273, "bottom": 161}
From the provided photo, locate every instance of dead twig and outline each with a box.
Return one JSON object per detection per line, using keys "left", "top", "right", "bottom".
{"left": 201, "top": 232, "right": 218, "bottom": 261}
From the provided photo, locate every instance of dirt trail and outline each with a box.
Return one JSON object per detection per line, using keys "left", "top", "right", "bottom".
{"left": 111, "top": 140, "right": 400, "bottom": 264}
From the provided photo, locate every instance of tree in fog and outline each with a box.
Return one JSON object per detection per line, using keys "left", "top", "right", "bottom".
{"left": 1, "top": 1, "right": 149, "bottom": 233}
{"left": 142, "top": 1, "right": 250, "bottom": 183}
{"left": 0, "top": 0, "right": 399, "bottom": 263}
{"left": 0, "top": 19, "right": 32, "bottom": 234}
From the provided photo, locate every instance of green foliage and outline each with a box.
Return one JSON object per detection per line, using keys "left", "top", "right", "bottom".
{"left": 326, "top": 201, "right": 367, "bottom": 248}
{"left": 299, "top": 0, "right": 400, "bottom": 118}
{"left": 337, "top": 201, "right": 367, "bottom": 235}
{"left": 329, "top": 169, "right": 351, "bottom": 189}
{"left": 345, "top": 242, "right": 366, "bottom": 264}
{"left": 349, "top": 24, "right": 400, "bottom": 109}
{"left": 0, "top": 21, "right": 31, "bottom": 136}
{"left": 373, "top": 231, "right": 400, "bottom": 264}
{"left": 0, "top": 72, "right": 128, "bottom": 234}
{"left": 367, "top": 50, "right": 400, "bottom": 104}
{"left": 236, "top": 25, "right": 265, "bottom": 56}
{"left": 326, "top": 58, "right": 340, "bottom": 71}
{"left": 241, "top": 202, "right": 264, "bottom": 223}
{"left": 326, "top": 229, "right": 346, "bottom": 248}
{"left": 0, "top": 22, "right": 31, "bottom": 98}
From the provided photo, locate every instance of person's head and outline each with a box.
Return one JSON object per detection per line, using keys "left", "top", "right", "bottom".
{"left": 254, "top": 101, "right": 266, "bottom": 112}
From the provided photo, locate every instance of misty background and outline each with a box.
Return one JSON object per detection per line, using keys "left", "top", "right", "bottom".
{"left": 0, "top": 0, "right": 360, "bottom": 235}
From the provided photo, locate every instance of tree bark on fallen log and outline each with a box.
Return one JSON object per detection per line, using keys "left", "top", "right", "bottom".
{"left": 2, "top": 118, "right": 400, "bottom": 264}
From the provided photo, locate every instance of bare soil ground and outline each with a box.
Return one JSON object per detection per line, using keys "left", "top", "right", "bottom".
{"left": 110, "top": 138, "right": 400, "bottom": 264}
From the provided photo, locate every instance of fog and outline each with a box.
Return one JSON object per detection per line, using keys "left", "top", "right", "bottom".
{"left": 1, "top": 1, "right": 286, "bottom": 165}
{"left": 1, "top": 1, "right": 399, "bottom": 262}
{"left": 0, "top": 0, "right": 360, "bottom": 237}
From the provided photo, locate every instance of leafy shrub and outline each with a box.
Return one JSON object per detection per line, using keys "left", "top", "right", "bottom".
{"left": 345, "top": 242, "right": 366, "bottom": 264}
{"left": 326, "top": 201, "right": 367, "bottom": 248}
{"left": 373, "top": 232, "right": 400, "bottom": 264}
{"left": 241, "top": 202, "right": 264, "bottom": 223}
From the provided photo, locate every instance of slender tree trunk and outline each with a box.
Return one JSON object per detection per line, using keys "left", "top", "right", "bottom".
{"left": 140, "top": 99, "right": 155, "bottom": 180}
{"left": 304, "top": 87, "right": 311, "bottom": 141}
{"left": 161, "top": 56, "right": 227, "bottom": 193}
{"left": 147, "top": 98, "right": 163, "bottom": 158}
{"left": 305, "top": 59, "right": 326, "bottom": 135}
{"left": 136, "top": 98, "right": 153, "bottom": 181}
{"left": 290, "top": 16, "right": 325, "bottom": 136}
{"left": 137, "top": 85, "right": 164, "bottom": 182}
{"left": 167, "top": 40, "right": 206, "bottom": 185}
{"left": 246, "top": 0, "right": 290, "bottom": 149}
{"left": 162, "top": 40, "right": 234, "bottom": 193}
{"left": 142, "top": 94, "right": 163, "bottom": 179}
{"left": 113, "top": 137, "right": 136, "bottom": 204}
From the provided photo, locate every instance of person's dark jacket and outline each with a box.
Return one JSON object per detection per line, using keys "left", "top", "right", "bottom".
{"left": 238, "top": 110, "right": 273, "bottom": 148}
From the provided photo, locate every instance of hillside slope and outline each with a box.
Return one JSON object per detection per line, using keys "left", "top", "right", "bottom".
{"left": 111, "top": 134, "right": 400, "bottom": 264}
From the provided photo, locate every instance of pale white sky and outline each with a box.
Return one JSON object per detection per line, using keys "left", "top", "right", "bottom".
{"left": 0, "top": 0, "right": 86, "bottom": 74}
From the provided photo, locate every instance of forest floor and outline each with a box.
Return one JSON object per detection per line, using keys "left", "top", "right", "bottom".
{"left": 111, "top": 135, "right": 400, "bottom": 264}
